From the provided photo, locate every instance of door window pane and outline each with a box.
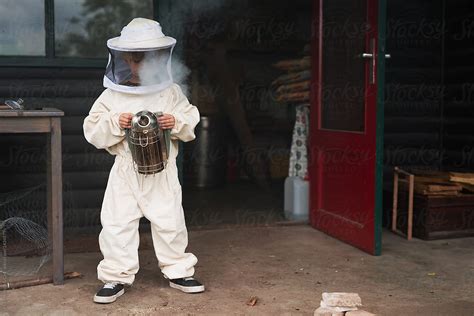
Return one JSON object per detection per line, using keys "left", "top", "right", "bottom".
{"left": 54, "top": 0, "right": 154, "bottom": 58}
{"left": 0, "top": 0, "right": 45, "bottom": 56}
{"left": 321, "top": 0, "right": 367, "bottom": 132}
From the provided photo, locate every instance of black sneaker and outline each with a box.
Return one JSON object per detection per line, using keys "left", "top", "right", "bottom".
{"left": 93, "top": 282, "right": 125, "bottom": 304}
{"left": 169, "top": 277, "right": 205, "bottom": 293}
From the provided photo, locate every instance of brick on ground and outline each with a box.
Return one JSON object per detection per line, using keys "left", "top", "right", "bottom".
{"left": 345, "top": 310, "right": 376, "bottom": 316}
{"left": 313, "top": 307, "right": 345, "bottom": 316}
{"left": 320, "top": 301, "right": 358, "bottom": 312}
{"left": 322, "top": 292, "right": 362, "bottom": 307}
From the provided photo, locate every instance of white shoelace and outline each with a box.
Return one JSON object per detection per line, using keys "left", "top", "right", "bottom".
{"left": 103, "top": 282, "right": 119, "bottom": 289}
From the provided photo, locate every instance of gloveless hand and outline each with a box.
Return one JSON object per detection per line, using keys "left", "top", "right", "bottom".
{"left": 119, "top": 113, "right": 133, "bottom": 129}
{"left": 158, "top": 114, "right": 175, "bottom": 129}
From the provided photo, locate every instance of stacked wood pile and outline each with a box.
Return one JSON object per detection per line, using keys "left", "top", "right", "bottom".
{"left": 272, "top": 47, "right": 311, "bottom": 103}
{"left": 405, "top": 170, "right": 474, "bottom": 196}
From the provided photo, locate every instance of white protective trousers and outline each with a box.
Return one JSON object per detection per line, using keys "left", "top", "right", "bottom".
{"left": 83, "top": 84, "right": 200, "bottom": 284}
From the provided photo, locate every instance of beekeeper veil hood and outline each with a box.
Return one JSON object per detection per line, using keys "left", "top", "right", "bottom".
{"left": 103, "top": 18, "right": 177, "bottom": 95}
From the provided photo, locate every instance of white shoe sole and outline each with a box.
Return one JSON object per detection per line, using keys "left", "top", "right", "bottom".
{"left": 169, "top": 281, "right": 205, "bottom": 293}
{"left": 93, "top": 288, "right": 125, "bottom": 304}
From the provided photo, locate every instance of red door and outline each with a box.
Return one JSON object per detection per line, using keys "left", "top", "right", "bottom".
{"left": 309, "top": 0, "right": 385, "bottom": 255}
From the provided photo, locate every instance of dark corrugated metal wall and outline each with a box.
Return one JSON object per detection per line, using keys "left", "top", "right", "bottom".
{"left": 382, "top": 0, "right": 474, "bottom": 225}
{"left": 384, "top": 0, "right": 474, "bottom": 179}
{"left": 384, "top": 0, "right": 444, "bottom": 187}
{"left": 442, "top": 0, "right": 474, "bottom": 169}
{"left": 0, "top": 68, "right": 110, "bottom": 227}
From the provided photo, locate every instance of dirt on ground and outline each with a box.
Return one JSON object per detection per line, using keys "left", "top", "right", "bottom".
{"left": 1, "top": 225, "right": 473, "bottom": 315}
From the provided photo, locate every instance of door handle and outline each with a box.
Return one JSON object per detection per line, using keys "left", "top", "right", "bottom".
{"left": 360, "top": 40, "right": 387, "bottom": 84}
{"left": 361, "top": 53, "right": 390, "bottom": 59}
{"left": 366, "top": 38, "right": 376, "bottom": 84}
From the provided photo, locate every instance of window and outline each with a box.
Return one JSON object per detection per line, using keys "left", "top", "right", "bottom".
{"left": 0, "top": 0, "right": 46, "bottom": 56}
{"left": 55, "top": 0, "right": 154, "bottom": 58}
{"left": 0, "top": 0, "right": 156, "bottom": 66}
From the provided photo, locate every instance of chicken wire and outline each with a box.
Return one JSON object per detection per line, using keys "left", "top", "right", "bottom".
{"left": 0, "top": 185, "right": 52, "bottom": 280}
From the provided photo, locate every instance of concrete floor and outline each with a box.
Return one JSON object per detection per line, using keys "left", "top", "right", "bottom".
{"left": 1, "top": 225, "right": 473, "bottom": 315}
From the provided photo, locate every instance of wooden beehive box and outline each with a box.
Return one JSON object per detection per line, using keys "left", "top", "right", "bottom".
{"left": 396, "top": 193, "right": 474, "bottom": 240}
{"left": 394, "top": 170, "right": 474, "bottom": 240}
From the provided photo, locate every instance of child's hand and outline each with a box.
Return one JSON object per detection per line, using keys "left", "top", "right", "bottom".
{"left": 158, "top": 114, "right": 175, "bottom": 129}
{"left": 119, "top": 113, "right": 133, "bottom": 129}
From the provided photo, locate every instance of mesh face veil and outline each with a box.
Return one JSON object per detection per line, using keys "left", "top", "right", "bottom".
{"left": 104, "top": 46, "right": 174, "bottom": 94}
{"left": 102, "top": 18, "right": 177, "bottom": 95}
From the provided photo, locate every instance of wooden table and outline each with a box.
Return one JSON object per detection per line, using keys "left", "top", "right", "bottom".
{"left": 0, "top": 108, "right": 64, "bottom": 285}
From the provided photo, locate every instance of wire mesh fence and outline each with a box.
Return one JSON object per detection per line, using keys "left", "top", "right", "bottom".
{"left": 0, "top": 185, "right": 52, "bottom": 287}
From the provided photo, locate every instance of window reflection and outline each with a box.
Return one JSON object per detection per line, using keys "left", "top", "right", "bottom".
{"left": 0, "top": 0, "right": 45, "bottom": 56}
{"left": 55, "top": 0, "right": 154, "bottom": 58}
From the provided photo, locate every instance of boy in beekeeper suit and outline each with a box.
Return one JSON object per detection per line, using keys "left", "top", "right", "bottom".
{"left": 83, "top": 18, "right": 204, "bottom": 304}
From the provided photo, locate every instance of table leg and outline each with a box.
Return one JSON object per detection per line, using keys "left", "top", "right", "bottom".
{"left": 407, "top": 174, "right": 414, "bottom": 241}
{"left": 392, "top": 170, "right": 399, "bottom": 232}
{"left": 47, "top": 118, "right": 64, "bottom": 285}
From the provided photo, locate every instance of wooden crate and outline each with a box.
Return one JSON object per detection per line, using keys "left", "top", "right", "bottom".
{"left": 395, "top": 193, "right": 474, "bottom": 240}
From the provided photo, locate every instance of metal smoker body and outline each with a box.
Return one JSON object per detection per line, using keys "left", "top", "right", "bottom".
{"left": 126, "top": 110, "right": 170, "bottom": 175}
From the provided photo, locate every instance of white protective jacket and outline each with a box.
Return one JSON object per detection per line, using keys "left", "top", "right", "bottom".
{"left": 83, "top": 83, "right": 200, "bottom": 283}
{"left": 84, "top": 83, "right": 198, "bottom": 158}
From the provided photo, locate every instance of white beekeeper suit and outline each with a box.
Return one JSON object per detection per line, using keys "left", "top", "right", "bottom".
{"left": 83, "top": 18, "right": 200, "bottom": 285}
